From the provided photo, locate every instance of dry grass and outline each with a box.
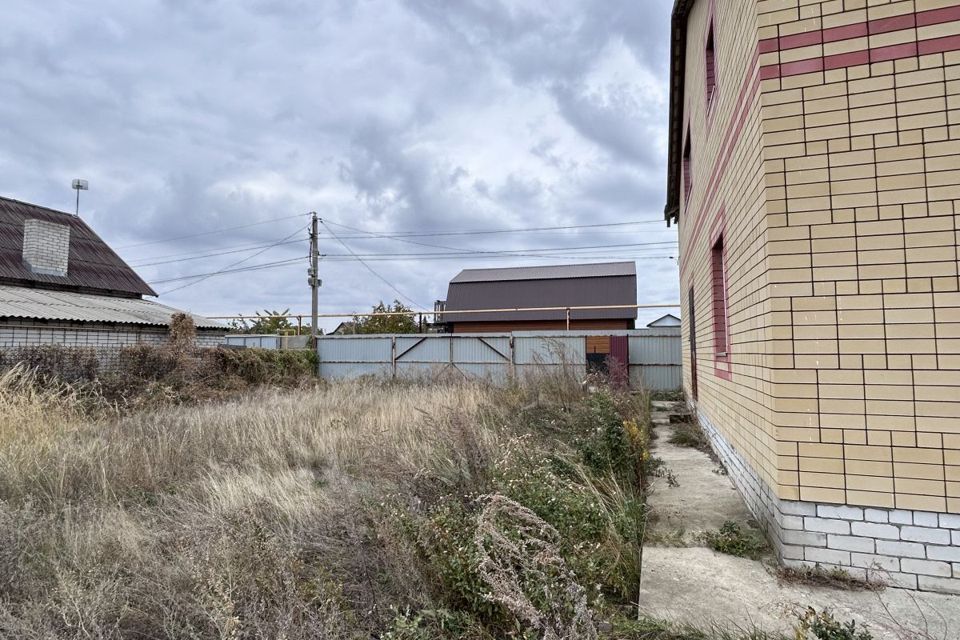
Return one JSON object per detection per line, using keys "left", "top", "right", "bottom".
{"left": 0, "top": 366, "right": 653, "bottom": 639}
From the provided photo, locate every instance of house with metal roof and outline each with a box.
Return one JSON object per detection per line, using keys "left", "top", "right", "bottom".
{"left": 0, "top": 195, "right": 223, "bottom": 351}
{"left": 439, "top": 262, "right": 638, "bottom": 333}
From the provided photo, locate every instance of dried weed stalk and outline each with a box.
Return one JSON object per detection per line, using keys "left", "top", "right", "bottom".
{"left": 474, "top": 493, "right": 597, "bottom": 640}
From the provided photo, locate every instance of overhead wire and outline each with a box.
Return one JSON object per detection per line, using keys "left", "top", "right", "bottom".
{"left": 115, "top": 212, "right": 311, "bottom": 250}
{"left": 149, "top": 257, "right": 306, "bottom": 284}
{"left": 319, "top": 219, "right": 426, "bottom": 310}
{"left": 157, "top": 224, "right": 307, "bottom": 295}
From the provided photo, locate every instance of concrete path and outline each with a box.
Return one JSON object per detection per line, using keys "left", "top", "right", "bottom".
{"left": 640, "top": 405, "right": 960, "bottom": 640}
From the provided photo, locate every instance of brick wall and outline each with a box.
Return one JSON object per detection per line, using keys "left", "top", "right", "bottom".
{"left": 679, "top": 0, "right": 781, "bottom": 510}
{"left": 677, "top": 0, "right": 960, "bottom": 593}
{"left": 22, "top": 219, "right": 70, "bottom": 276}
{"left": 758, "top": 0, "right": 960, "bottom": 515}
{"left": 0, "top": 319, "right": 225, "bottom": 350}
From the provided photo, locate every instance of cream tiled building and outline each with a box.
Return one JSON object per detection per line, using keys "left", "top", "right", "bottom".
{"left": 665, "top": 0, "right": 960, "bottom": 593}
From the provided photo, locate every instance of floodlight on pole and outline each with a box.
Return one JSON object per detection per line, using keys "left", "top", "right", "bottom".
{"left": 71, "top": 179, "right": 88, "bottom": 216}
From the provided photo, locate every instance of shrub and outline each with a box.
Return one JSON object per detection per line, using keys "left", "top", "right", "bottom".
{"left": 795, "top": 608, "right": 873, "bottom": 640}
{"left": 668, "top": 421, "right": 711, "bottom": 452}
{"left": 0, "top": 345, "right": 99, "bottom": 383}
{"left": 700, "top": 521, "right": 769, "bottom": 560}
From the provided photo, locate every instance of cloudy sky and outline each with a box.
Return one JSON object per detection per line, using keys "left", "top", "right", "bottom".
{"left": 1, "top": 0, "right": 678, "bottom": 330}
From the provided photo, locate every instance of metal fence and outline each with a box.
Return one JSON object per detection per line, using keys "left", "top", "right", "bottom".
{"left": 224, "top": 334, "right": 311, "bottom": 350}
{"left": 316, "top": 328, "right": 681, "bottom": 390}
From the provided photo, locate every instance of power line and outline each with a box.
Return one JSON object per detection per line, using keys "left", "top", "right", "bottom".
{"left": 149, "top": 257, "right": 306, "bottom": 285}
{"left": 130, "top": 239, "right": 305, "bottom": 267}
{"left": 115, "top": 213, "right": 311, "bottom": 250}
{"left": 320, "top": 219, "right": 425, "bottom": 309}
{"left": 120, "top": 217, "right": 672, "bottom": 265}
{"left": 129, "top": 237, "right": 674, "bottom": 268}
{"left": 317, "top": 219, "right": 666, "bottom": 238}
{"left": 321, "top": 254, "right": 676, "bottom": 262}
{"left": 158, "top": 224, "right": 307, "bottom": 295}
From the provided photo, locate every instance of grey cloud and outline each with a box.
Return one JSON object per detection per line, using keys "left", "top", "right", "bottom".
{"left": 0, "top": 0, "right": 678, "bottom": 327}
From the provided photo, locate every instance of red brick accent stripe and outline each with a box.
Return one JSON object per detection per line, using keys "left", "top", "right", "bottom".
{"left": 758, "top": 3, "right": 960, "bottom": 54}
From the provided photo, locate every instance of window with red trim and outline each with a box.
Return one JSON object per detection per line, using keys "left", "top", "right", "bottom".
{"left": 711, "top": 235, "right": 728, "bottom": 358}
{"left": 705, "top": 22, "right": 717, "bottom": 110}
{"left": 682, "top": 132, "right": 692, "bottom": 204}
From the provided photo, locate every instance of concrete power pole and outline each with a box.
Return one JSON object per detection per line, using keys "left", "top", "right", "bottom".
{"left": 309, "top": 212, "right": 320, "bottom": 343}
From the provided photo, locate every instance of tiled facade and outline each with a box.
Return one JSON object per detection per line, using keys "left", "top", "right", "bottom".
{"left": 671, "top": 0, "right": 960, "bottom": 593}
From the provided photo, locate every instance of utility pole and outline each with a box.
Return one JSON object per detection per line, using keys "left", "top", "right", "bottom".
{"left": 308, "top": 212, "right": 320, "bottom": 344}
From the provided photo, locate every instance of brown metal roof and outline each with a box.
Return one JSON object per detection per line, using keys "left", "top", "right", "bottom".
{"left": 443, "top": 262, "right": 638, "bottom": 323}
{"left": 450, "top": 261, "right": 636, "bottom": 283}
{"left": 0, "top": 196, "right": 156, "bottom": 297}
{"left": 664, "top": 0, "right": 695, "bottom": 226}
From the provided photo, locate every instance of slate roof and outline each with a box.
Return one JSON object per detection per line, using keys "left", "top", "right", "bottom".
{"left": 0, "top": 196, "right": 156, "bottom": 297}
{"left": 443, "top": 261, "right": 638, "bottom": 323}
{"left": 0, "top": 284, "right": 223, "bottom": 329}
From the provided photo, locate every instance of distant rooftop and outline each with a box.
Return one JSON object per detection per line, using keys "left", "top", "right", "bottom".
{"left": 0, "top": 284, "right": 222, "bottom": 328}
{"left": 0, "top": 195, "right": 156, "bottom": 298}
{"left": 444, "top": 261, "right": 638, "bottom": 323}
{"left": 450, "top": 261, "right": 637, "bottom": 284}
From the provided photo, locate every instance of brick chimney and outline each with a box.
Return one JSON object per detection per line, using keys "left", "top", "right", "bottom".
{"left": 22, "top": 219, "right": 70, "bottom": 277}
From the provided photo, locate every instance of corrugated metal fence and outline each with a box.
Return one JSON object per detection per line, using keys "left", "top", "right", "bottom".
{"left": 316, "top": 328, "right": 681, "bottom": 390}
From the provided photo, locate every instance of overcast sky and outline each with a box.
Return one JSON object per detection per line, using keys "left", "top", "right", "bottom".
{"left": 1, "top": 0, "right": 677, "bottom": 330}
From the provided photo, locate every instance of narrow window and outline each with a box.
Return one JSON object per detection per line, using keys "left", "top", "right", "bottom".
{"left": 705, "top": 23, "right": 717, "bottom": 109}
{"left": 711, "top": 235, "right": 728, "bottom": 357}
{"left": 682, "top": 132, "right": 692, "bottom": 203}
{"left": 688, "top": 286, "right": 698, "bottom": 400}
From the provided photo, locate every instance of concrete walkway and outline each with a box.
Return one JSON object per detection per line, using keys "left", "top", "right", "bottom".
{"left": 639, "top": 404, "right": 960, "bottom": 640}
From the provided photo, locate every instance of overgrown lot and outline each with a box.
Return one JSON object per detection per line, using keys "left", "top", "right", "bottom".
{"left": 0, "top": 363, "right": 666, "bottom": 639}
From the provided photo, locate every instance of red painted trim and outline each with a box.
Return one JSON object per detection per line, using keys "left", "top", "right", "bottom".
{"left": 869, "top": 13, "right": 916, "bottom": 35}
{"left": 919, "top": 33, "right": 960, "bottom": 55}
{"left": 780, "top": 57, "right": 824, "bottom": 76}
{"left": 781, "top": 30, "right": 822, "bottom": 49}
{"left": 759, "top": 64, "right": 780, "bottom": 80}
{"left": 759, "top": 38, "right": 780, "bottom": 54}
{"left": 679, "top": 49, "right": 760, "bottom": 277}
{"left": 708, "top": 224, "right": 729, "bottom": 372}
{"left": 758, "top": 3, "right": 960, "bottom": 54}
{"left": 823, "top": 22, "right": 868, "bottom": 44}
{"left": 871, "top": 41, "right": 918, "bottom": 63}
{"left": 759, "top": 29, "right": 960, "bottom": 79}
{"left": 704, "top": 0, "right": 720, "bottom": 125}
{"left": 917, "top": 4, "right": 960, "bottom": 26}
{"left": 824, "top": 49, "right": 870, "bottom": 70}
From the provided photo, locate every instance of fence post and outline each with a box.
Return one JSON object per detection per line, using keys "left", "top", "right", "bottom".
{"left": 510, "top": 336, "right": 516, "bottom": 380}
{"left": 391, "top": 336, "right": 397, "bottom": 379}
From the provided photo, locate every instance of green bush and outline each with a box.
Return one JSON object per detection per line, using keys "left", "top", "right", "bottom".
{"left": 700, "top": 521, "right": 769, "bottom": 560}
{"left": 795, "top": 608, "right": 873, "bottom": 640}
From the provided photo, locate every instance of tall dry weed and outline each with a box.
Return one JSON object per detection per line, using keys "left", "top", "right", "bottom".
{"left": 0, "top": 367, "right": 649, "bottom": 639}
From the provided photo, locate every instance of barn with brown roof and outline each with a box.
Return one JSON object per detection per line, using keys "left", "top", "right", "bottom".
{"left": 440, "top": 262, "right": 638, "bottom": 333}
{"left": 0, "top": 195, "right": 224, "bottom": 351}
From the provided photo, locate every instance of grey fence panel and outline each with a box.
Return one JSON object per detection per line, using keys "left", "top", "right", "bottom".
{"left": 513, "top": 335, "right": 585, "bottom": 365}
{"left": 628, "top": 329, "right": 681, "bottom": 365}
{"left": 452, "top": 335, "right": 511, "bottom": 363}
{"left": 629, "top": 364, "right": 682, "bottom": 391}
{"left": 319, "top": 336, "right": 393, "bottom": 363}
{"left": 224, "top": 334, "right": 280, "bottom": 349}
{"left": 316, "top": 330, "right": 680, "bottom": 390}
{"left": 395, "top": 336, "right": 450, "bottom": 362}
{"left": 319, "top": 361, "right": 393, "bottom": 379}
{"left": 628, "top": 329, "right": 681, "bottom": 390}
